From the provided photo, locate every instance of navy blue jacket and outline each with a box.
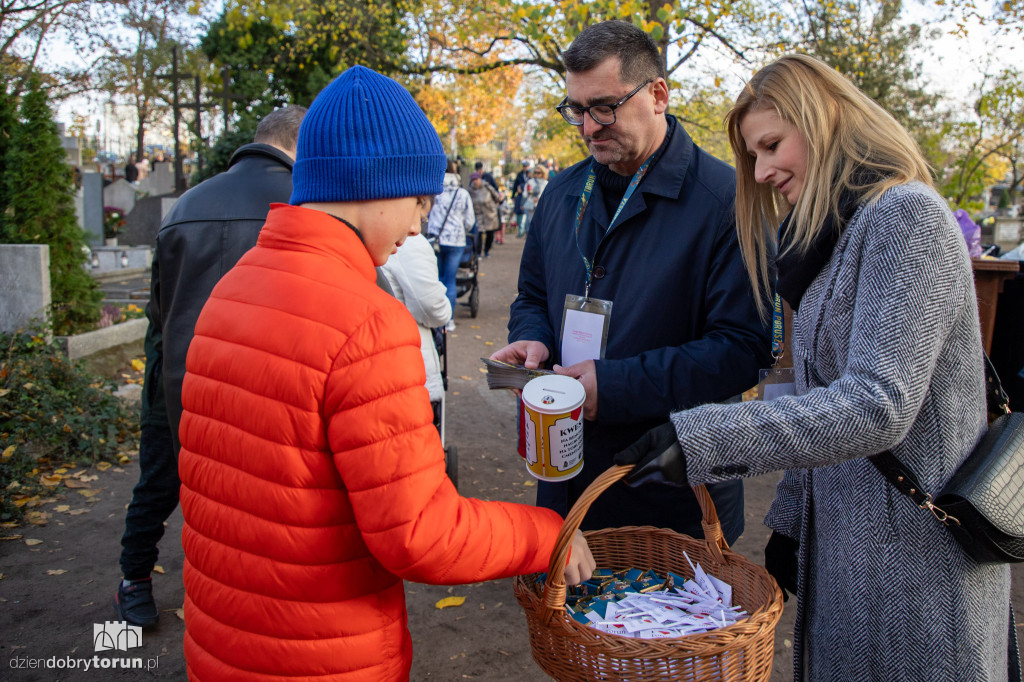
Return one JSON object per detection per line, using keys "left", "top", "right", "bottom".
{"left": 509, "top": 117, "right": 770, "bottom": 540}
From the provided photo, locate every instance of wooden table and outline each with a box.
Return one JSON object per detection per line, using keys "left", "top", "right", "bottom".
{"left": 972, "top": 257, "right": 1020, "bottom": 354}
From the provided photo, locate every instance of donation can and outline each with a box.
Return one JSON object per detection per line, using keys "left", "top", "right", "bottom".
{"left": 521, "top": 375, "right": 586, "bottom": 481}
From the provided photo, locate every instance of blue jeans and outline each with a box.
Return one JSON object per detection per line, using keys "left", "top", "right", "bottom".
{"left": 516, "top": 212, "right": 529, "bottom": 237}
{"left": 119, "top": 422, "right": 179, "bottom": 580}
{"left": 437, "top": 244, "right": 464, "bottom": 313}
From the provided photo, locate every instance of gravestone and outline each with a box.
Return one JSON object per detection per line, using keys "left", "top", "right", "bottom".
{"left": 0, "top": 244, "right": 51, "bottom": 333}
{"left": 103, "top": 179, "right": 137, "bottom": 217}
{"left": 120, "top": 193, "right": 182, "bottom": 247}
{"left": 88, "top": 245, "right": 152, "bottom": 272}
{"left": 161, "top": 197, "right": 179, "bottom": 219}
{"left": 994, "top": 217, "right": 1023, "bottom": 252}
{"left": 81, "top": 172, "right": 104, "bottom": 245}
{"left": 148, "top": 161, "right": 174, "bottom": 197}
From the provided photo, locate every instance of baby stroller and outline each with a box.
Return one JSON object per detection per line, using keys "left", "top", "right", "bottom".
{"left": 455, "top": 226, "right": 480, "bottom": 318}
{"left": 431, "top": 327, "right": 458, "bottom": 490}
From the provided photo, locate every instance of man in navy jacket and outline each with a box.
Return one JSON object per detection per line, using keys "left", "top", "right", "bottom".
{"left": 491, "top": 21, "right": 769, "bottom": 541}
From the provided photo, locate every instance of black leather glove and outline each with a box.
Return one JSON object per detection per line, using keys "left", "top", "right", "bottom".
{"left": 764, "top": 531, "right": 799, "bottom": 602}
{"left": 612, "top": 422, "right": 688, "bottom": 488}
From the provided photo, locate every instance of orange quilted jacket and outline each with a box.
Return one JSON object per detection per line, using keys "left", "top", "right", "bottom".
{"left": 178, "top": 204, "right": 563, "bottom": 681}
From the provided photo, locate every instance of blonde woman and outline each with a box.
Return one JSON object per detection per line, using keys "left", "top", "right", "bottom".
{"left": 613, "top": 54, "right": 1017, "bottom": 680}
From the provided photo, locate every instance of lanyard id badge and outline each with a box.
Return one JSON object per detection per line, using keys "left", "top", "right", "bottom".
{"left": 758, "top": 292, "right": 796, "bottom": 401}
{"left": 559, "top": 156, "right": 653, "bottom": 368}
{"left": 560, "top": 294, "right": 612, "bottom": 367}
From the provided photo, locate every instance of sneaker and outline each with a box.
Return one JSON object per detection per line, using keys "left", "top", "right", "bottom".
{"left": 445, "top": 320, "right": 456, "bottom": 332}
{"left": 114, "top": 578, "right": 159, "bottom": 628}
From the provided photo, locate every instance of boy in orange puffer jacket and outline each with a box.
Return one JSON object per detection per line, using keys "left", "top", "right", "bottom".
{"left": 177, "top": 65, "right": 595, "bottom": 681}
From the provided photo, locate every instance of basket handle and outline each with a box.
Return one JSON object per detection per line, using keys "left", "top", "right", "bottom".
{"left": 541, "top": 464, "right": 731, "bottom": 621}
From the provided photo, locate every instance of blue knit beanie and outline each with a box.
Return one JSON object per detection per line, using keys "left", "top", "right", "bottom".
{"left": 290, "top": 66, "right": 446, "bottom": 204}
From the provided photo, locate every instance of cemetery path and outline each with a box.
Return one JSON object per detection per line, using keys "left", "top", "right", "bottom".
{"left": 2, "top": 233, "right": 1020, "bottom": 681}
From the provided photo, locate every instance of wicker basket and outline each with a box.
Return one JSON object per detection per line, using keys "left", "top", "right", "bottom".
{"left": 513, "top": 464, "right": 784, "bottom": 681}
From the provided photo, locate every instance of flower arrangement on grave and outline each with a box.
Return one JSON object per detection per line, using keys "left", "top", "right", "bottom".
{"left": 103, "top": 206, "right": 126, "bottom": 239}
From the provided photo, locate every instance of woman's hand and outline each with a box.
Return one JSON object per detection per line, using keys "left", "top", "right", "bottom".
{"left": 563, "top": 530, "right": 596, "bottom": 585}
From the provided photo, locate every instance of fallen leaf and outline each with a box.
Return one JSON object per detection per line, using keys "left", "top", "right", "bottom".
{"left": 53, "top": 505, "right": 70, "bottom": 513}
{"left": 130, "top": 359, "right": 146, "bottom": 372}
{"left": 78, "top": 474, "right": 98, "bottom": 482}
{"left": 0, "top": 534, "right": 22, "bottom": 540}
{"left": 0, "top": 388, "right": 8, "bottom": 398}
{"left": 460, "top": 376, "right": 471, "bottom": 381}
{"left": 69, "top": 509, "right": 89, "bottom": 516}
{"left": 95, "top": 462, "right": 112, "bottom": 472}
{"left": 22, "top": 382, "right": 34, "bottom": 390}
{"left": 523, "top": 480, "right": 535, "bottom": 486}
{"left": 478, "top": 368, "right": 487, "bottom": 373}
{"left": 175, "top": 608, "right": 185, "bottom": 621}
{"left": 77, "top": 489, "right": 100, "bottom": 499}
{"left": 484, "top": 341, "right": 494, "bottom": 346}
{"left": 25, "top": 511, "right": 49, "bottom": 525}
{"left": 2, "top": 444, "right": 15, "bottom": 461}
{"left": 0, "top": 573, "right": 5, "bottom": 580}
{"left": 46, "top": 569, "right": 67, "bottom": 576}
{"left": 435, "top": 596, "right": 466, "bottom": 609}
{"left": 152, "top": 565, "right": 165, "bottom": 574}
{"left": 63, "top": 478, "right": 90, "bottom": 489}
{"left": 40, "top": 473, "right": 62, "bottom": 486}
{"left": 118, "top": 455, "right": 131, "bottom": 465}
{"left": 13, "top": 495, "right": 39, "bottom": 507}
{"left": 25, "top": 539, "right": 43, "bottom": 546}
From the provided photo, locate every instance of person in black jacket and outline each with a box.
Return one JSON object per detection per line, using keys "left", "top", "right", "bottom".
{"left": 114, "top": 106, "right": 306, "bottom": 628}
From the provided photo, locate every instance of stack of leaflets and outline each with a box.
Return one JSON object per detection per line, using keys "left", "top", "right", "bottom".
{"left": 480, "top": 357, "right": 554, "bottom": 390}
{"left": 558, "top": 552, "right": 748, "bottom": 639}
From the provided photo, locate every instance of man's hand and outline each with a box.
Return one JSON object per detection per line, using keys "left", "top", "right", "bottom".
{"left": 612, "top": 422, "right": 688, "bottom": 487}
{"left": 490, "top": 340, "right": 549, "bottom": 370}
{"left": 553, "top": 360, "right": 597, "bottom": 420}
{"left": 563, "top": 530, "right": 596, "bottom": 586}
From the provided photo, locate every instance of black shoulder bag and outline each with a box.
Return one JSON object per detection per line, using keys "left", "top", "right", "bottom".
{"left": 870, "top": 356, "right": 1024, "bottom": 564}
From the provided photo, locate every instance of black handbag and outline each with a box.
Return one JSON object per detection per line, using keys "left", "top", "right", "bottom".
{"left": 870, "top": 356, "right": 1024, "bottom": 564}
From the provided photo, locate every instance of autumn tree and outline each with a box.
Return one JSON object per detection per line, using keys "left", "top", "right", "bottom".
{"left": 942, "top": 67, "right": 1024, "bottom": 208}
{"left": 405, "top": 0, "right": 774, "bottom": 82}
{"left": 0, "top": 0, "right": 98, "bottom": 92}
{"left": 3, "top": 76, "right": 102, "bottom": 333}
{"left": 216, "top": 0, "right": 416, "bottom": 102}
{"left": 772, "top": 0, "right": 940, "bottom": 132}
{"left": 93, "top": 0, "right": 199, "bottom": 162}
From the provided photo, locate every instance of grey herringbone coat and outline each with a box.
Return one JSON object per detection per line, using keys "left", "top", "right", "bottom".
{"left": 670, "top": 182, "right": 1013, "bottom": 681}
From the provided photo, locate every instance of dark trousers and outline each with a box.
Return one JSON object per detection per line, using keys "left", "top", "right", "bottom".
{"left": 481, "top": 230, "right": 495, "bottom": 256}
{"left": 119, "top": 422, "right": 179, "bottom": 580}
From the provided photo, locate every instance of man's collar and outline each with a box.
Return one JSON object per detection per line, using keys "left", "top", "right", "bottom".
{"left": 574, "top": 115, "right": 691, "bottom": 199}
{"left": 228, "top": 142, "right": 294, "bottom": 171}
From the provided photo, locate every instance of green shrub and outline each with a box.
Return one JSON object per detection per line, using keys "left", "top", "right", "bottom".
{"left": 0, "top": 325, "right": 139, "bottom": 522}
{"left": 1, "top": 75, "right": 102, "bottom": 335}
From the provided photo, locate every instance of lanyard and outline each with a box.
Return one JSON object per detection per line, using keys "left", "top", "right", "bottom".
{"left": 772, "top": 221, "right": 787, "bottom": 364}
{"left": 772, "top": 291, "right": 785, "bottom": 363}
{"left": 573, "top": 155, "right": 654, "bottom": 297}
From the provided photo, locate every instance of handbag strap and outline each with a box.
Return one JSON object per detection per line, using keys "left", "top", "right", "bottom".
{"left": 869, "top": 352, "right": 1010, "bottom": 525}
{"left": 434, "top": 191, "right": 457, "bottom": 235}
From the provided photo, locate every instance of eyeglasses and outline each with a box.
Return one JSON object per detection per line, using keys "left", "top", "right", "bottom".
{"left": 555, "top": 79, "right": 653, "bottom": 126}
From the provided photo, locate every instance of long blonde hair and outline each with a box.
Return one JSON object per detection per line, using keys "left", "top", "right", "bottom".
{"left": 726, "top": 54, "right": 933, "bottom": 317}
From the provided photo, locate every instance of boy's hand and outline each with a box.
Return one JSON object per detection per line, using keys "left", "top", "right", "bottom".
{"left": 563, "top": 530, "right": 596, "bottom": 585}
